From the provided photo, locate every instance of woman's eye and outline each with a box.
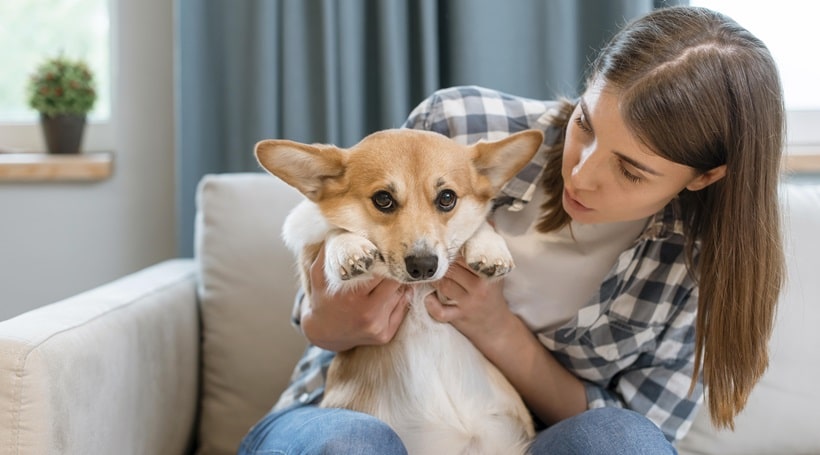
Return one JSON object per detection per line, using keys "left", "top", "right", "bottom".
{"left": 372, "top": 191, "right": 396, "bottom": 212}
{"left": 573, "top": 113, "right": 592, "bottom": 134}
{"left": 436, "top": 190, "right": 457, "bottom": 212}
{"left": 619, "top": 164, "right": 643, "bottom": 184}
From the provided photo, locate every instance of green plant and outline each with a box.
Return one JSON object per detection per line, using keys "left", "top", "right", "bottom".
{"left": 27, "top": 55, "right": 97, "bottom": 117}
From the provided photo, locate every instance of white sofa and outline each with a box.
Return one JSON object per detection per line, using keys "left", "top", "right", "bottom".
{"left": 1, "top": 173, "right": 818, "bottom": 455}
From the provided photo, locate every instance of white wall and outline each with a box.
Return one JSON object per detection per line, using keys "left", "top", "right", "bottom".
{"left": 0, "top": 0, "right": 175, "bottom": 321}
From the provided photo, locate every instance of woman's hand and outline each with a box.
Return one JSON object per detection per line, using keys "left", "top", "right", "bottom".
{"left": 425, "top": 257, "right": 518, "bottom": 347}
{"left": 300, "top": 245, "right": 411, "bottom": 352}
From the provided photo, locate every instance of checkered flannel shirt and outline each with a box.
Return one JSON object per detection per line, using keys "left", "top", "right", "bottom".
{"left": 273, "top": 86, "right": 704, "bottom": 443}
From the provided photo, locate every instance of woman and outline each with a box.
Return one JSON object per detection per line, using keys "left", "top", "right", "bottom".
{"left": 240, "top": 6, "right": 785, "bottom": 454}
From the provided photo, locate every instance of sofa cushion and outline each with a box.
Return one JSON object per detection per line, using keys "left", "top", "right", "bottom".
{"left": 195, "top": 173, "right": 307, "bottom": 455}
{"left": 678, "top": 180, "right": 820, "bottom": 454}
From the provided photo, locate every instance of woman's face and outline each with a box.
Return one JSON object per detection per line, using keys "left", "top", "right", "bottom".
{"left": 561, "top": 78, "right": 725, "bottom": 224}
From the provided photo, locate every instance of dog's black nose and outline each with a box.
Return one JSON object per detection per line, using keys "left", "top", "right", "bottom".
{"left": 405, "top": 255, "right": 438, "bottom": 280}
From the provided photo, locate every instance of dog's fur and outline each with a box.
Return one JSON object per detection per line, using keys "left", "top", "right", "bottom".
{"left": 255, "top": 128, "right": 543, "bottom": 455}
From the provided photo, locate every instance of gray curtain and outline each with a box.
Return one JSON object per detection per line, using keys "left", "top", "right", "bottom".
{"left": 175, "top": 0, "right": 681, "bottom": 257}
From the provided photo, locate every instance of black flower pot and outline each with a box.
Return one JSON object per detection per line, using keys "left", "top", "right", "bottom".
{"left": 40, "top": 113, "right": 86, "bottom": 154}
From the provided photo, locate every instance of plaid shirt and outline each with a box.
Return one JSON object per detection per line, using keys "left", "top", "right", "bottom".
{"left": 273, "top": 86, "right": 704, "bottom": 443}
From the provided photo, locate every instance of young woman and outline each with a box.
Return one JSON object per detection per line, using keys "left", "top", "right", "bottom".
{"left": 240, "top": 6, "right": 785, "bottom": 454}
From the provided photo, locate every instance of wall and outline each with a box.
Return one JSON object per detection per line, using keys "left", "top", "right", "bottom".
{"left": 0, "top": 0, "right": 175, "bottom": 321}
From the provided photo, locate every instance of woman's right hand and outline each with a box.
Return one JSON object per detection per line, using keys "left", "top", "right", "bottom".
{"left": 300, "top": 245, "right": 410, "bottom": 352}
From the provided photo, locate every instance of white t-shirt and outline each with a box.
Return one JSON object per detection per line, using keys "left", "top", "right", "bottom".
{"left": 492, "top": 190, "right": 649, "bottom": 332}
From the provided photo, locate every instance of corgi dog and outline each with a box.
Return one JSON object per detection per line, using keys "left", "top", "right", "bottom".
{"left": 255, "top": 128, "right": 543, "bottom": 455}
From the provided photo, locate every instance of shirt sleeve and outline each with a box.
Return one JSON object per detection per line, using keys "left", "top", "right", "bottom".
{"left": 403, "top": 90, "right": 451, "bottom": 135}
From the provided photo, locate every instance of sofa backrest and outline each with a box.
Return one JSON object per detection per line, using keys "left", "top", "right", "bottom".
{"left": 195, "top": 173, "right": 307, "bottom": 455}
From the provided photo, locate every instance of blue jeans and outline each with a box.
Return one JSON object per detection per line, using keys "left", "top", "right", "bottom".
{"left": 238, "top": 405, "right": 677, "bottom": 454}
{"left": 529, "top": 407, "right": 679, "bottom": 455}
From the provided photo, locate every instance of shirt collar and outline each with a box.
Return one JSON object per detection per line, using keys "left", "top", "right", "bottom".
{"left": 642, "top": 197, "right": 686, "bottom": 241}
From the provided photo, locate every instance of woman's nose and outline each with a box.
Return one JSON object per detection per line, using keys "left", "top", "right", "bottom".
{"left": 570, "top": 146, "right": 600, "bottom": 191}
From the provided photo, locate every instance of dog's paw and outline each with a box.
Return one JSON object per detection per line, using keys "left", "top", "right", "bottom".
{"left": 466, "top": 253, "right": 514, "bottom": 278}
{"left": 324, "top": 233, "right": 380, "bottom": 283}
{"left": 463, "top": 224, "right": 514, "bottom": 278}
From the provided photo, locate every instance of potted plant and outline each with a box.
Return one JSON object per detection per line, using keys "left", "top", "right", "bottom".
{"left": 27, "top": 56, "right": 97, "bottom": 154}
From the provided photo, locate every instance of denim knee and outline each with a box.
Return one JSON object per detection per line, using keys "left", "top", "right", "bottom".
{"left": 530, "top": 407, "right": 677, "bottom": 455}
{"left": 308, "top": 409, "right": 407, "bottom": 454}
{"left": 239, "top": 405, "right": 408, "bottom": 455}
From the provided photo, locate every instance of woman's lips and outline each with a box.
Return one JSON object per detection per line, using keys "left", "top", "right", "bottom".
{"left": 564, "top": 188, "right": 592, "bottom": 212}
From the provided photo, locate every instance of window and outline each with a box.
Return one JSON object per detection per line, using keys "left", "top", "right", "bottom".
{"left": 0, "top": 0, "right": 111, "bottom": 152}
{"left": 690, "top": 1, "right": 820, "bottom": 152}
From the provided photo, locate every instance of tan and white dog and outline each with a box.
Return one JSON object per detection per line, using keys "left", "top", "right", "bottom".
{"left": 255, "top": 128, "right": 543, "bottom": 455}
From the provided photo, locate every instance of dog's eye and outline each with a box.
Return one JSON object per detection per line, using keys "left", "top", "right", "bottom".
{"left": 436, "top": 190, "right": 457, "bottom": 212}
{"left": 372, "top": 191, "right": 396, "bottom": 213}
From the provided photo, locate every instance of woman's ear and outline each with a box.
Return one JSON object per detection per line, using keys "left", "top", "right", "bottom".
{"left": 686, "top": 165, "right": 727, "bottom": 191}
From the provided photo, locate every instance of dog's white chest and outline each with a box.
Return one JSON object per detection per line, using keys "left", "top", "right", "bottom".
{"left": 322, "top": 286, "right": 533, "bottom": 455}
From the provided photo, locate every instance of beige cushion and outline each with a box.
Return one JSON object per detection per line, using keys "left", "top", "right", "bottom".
{"left": 678, "top": 182, "right": 820, "bottom": 454}
{"left": 195, "top": 173, "right": 307, "bottom": 455}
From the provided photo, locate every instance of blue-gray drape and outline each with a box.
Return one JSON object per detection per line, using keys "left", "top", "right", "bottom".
{"left": 175, "top": 0, "right": 681, "bottom": 256}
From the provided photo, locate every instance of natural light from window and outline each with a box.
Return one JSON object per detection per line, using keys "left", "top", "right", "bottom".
{"left": 691, "top": 1, "right": 820, "bottom": 148}
{"left": 691, "top": 0, "right": 819, "bottom": 110}
{"left": 0, "top": 0, "right": 110, "bottom": 123}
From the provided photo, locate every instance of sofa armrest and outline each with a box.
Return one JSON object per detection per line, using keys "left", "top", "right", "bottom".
{"left": 0, "top": 259, "right": 199, "bottom": 455}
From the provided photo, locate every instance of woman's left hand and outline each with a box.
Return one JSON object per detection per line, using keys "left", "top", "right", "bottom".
{"left": 424, "top": 257, "right": 515, "bottom": 343}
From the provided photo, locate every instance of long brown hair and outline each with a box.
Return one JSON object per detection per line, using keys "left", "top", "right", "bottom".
{"left": 538, "top": 6, "right": 785, "bottom": 428}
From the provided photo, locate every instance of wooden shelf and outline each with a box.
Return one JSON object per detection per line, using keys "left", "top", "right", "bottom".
{"left": 0, "top": 152, "right": 113, "bottom": 182}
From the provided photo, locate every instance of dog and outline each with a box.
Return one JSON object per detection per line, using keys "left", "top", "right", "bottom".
{"left": 255, "top": 128, "right": 543, "bottom": 454}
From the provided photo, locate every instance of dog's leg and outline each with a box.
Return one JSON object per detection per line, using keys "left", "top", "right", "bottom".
{"left": 462, "top": 221, "right": 515, "bottom": 278}
{"left": 323, "top": 231, "right": 381, "bottom": 293}
{"left": 282, "top": 201, "right": 332, "bottom": 254}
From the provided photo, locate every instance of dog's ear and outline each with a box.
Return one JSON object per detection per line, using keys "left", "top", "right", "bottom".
{"left": 255, "top": 139, "right": 345, "bottom": 201}
{"left": 473, "top": 129, "right": 544, "bottom": 190}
